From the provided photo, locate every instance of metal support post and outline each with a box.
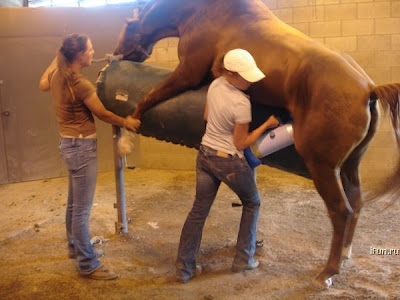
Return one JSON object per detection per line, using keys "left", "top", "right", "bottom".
{"left": 112, "top": 125, "right": 128, "bottom": 234}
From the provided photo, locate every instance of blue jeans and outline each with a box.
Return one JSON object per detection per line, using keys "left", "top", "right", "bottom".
{"left": 59, "top": 138, "right": 101, "bottom": 274}
{"left": 176, "top": 145, "right": 261, "bottom": 279}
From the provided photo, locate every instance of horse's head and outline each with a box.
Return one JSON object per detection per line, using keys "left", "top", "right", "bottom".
{"left": 114, "top": 8, "right": 153, "bottom": 62}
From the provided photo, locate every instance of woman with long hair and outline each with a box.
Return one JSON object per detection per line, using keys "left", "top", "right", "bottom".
{"left": 39, "top": 33, "right": 139, "bottom": 280}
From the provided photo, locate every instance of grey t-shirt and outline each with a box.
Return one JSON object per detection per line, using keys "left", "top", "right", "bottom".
{"left": 201, "top": 76, "right": 251, "bottom": 156}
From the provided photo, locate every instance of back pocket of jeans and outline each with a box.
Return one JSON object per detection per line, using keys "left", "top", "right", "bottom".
{"left": 61, "top": 150, "right": 82, "bottom": 172}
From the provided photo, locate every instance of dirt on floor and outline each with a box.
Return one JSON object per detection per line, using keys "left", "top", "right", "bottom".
{"left": 0, "top": 166, "right": 399, "bottom": 300}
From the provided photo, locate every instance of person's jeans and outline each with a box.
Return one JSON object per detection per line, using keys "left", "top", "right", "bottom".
{"left": 176, "top": 145, "right": 261, "bottom": 279}
{"left": 59, "top": 138, "right": 101, "bottom": 274}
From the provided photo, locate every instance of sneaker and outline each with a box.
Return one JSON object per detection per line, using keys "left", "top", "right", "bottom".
{"left": 176, "top": 264, "right": 202, "bottom": 283}
{"left": 82, "top": 266, "right": 119, "bottom": 280}
{"left": 231, "top": 259, "right": 259, "bottom": 273}
{"left": 69, "top": 248, "right": 104, "bottom": 259}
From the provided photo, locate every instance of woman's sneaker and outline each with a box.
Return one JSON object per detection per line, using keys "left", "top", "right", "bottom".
{"left": 176, "top": 264, "right": 203, "bottom": 283}
{"left": 82, "top": 266, "right": 119, "bottom": 280}
{"left": 231, "top": 259, "right": 259, "bottom": 273}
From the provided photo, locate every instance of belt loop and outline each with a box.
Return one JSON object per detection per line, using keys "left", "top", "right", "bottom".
{"left": 199, "top": 144, "right": 206, "bottom": 155}
{"left": 72, "top": 138, "right": 76, "bottom": 146}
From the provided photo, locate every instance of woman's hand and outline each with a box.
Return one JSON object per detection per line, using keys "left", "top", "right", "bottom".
{"left": 124, "top": 116, "right": 141, "bottom": 132}
{"left": 265, "top": 115, "right": 280, "bottom": 129}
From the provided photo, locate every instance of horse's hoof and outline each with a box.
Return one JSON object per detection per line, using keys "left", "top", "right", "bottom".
{"left": 325, "top": 277, "right": 333, "bottom": 288}
{"left": 312, "top": 275, "right": 333, "bottom": 290}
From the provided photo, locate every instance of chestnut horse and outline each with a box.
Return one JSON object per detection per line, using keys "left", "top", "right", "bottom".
{"left": 114, "top": 0, "right": 400, "bottom": 288}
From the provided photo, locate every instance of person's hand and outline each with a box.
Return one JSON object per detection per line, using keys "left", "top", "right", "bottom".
{"left": 124, "top": 116, "right": 141, "bottom": 132}
{"left": 266, "top": 115, "right": 280, "bottom": 129}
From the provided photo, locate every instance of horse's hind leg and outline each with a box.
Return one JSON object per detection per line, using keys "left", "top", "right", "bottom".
{"left": 339, "top": 157, "right": 362, "bottom": 261}
{"left": 300, "top": 100, "right": 376, "bottom": 288}
{"left": 305, "top": 162, "right": 353, "bottom": 288}
{"left": 341, "top": 100, "right": 379, "bottom": 260}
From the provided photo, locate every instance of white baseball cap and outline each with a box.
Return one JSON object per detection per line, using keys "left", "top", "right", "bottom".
{"left": 223, "top": 49, "right": 266, "bottom": 83}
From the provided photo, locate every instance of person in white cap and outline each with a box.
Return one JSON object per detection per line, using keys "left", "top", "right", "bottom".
{"left": 176, "top": 48, "right": 279, "bottom": 283}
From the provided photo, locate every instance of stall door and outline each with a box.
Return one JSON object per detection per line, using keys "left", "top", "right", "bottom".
{"left": 0, "top": 36, "right": 66, "bottom": 183}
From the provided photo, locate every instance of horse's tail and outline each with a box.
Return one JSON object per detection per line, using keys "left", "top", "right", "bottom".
{"left": 372, "top": 83, "right": 400, "bottom": 145}
{"left": 368, "top": 83, "right": 400, "bottom": 202}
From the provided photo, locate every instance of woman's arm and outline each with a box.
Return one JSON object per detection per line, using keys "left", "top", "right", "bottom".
{"left": 233, "top": 115, "right": 280, "bottom": 151}
{"left": 39, "top": 57, "right": 57, "bottom": 91}
{"left": 84, "top": 93, "right": 141, "bottom": 131}
{"left": 203, "top": 103, "right": 209, "bottom": 121}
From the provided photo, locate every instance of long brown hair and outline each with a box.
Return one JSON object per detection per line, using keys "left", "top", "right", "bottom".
{"left": 57, "top": 33, "right": 89, "bottom": 101}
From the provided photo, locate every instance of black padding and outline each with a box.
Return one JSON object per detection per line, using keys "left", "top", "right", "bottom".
{"left": 96, "top": 60, "right": 310, "bottom": 178}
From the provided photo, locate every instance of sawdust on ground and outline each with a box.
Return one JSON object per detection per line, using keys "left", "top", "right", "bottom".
{"left": 0, "top": 166, "right": 399, "bottom": 300}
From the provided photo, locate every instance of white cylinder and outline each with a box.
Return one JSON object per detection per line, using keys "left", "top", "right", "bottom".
{"left": 250, "top": 124, "right": 294, "bottom": 158}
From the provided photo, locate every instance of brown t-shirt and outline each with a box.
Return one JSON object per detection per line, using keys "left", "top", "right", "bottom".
{"left": 50, "top": 70, "right": 96, "bottom": 137}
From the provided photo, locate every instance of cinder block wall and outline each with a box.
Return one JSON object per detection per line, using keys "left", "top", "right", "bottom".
{"left": 140, "top": 0, "right": 400, "bottom": 180}
{"left": 263, "top": 0, "right": 400, "bottom": 178}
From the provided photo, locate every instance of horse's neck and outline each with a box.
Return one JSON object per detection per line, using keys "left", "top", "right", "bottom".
{"left": 150, "top": 29, "right": 180, "bottom": 44}
{"left": 140, "top": 0, "right": 200, "bottom": 40}
{"left": 139, "top": 0, "right": 274, "bottom": 43}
